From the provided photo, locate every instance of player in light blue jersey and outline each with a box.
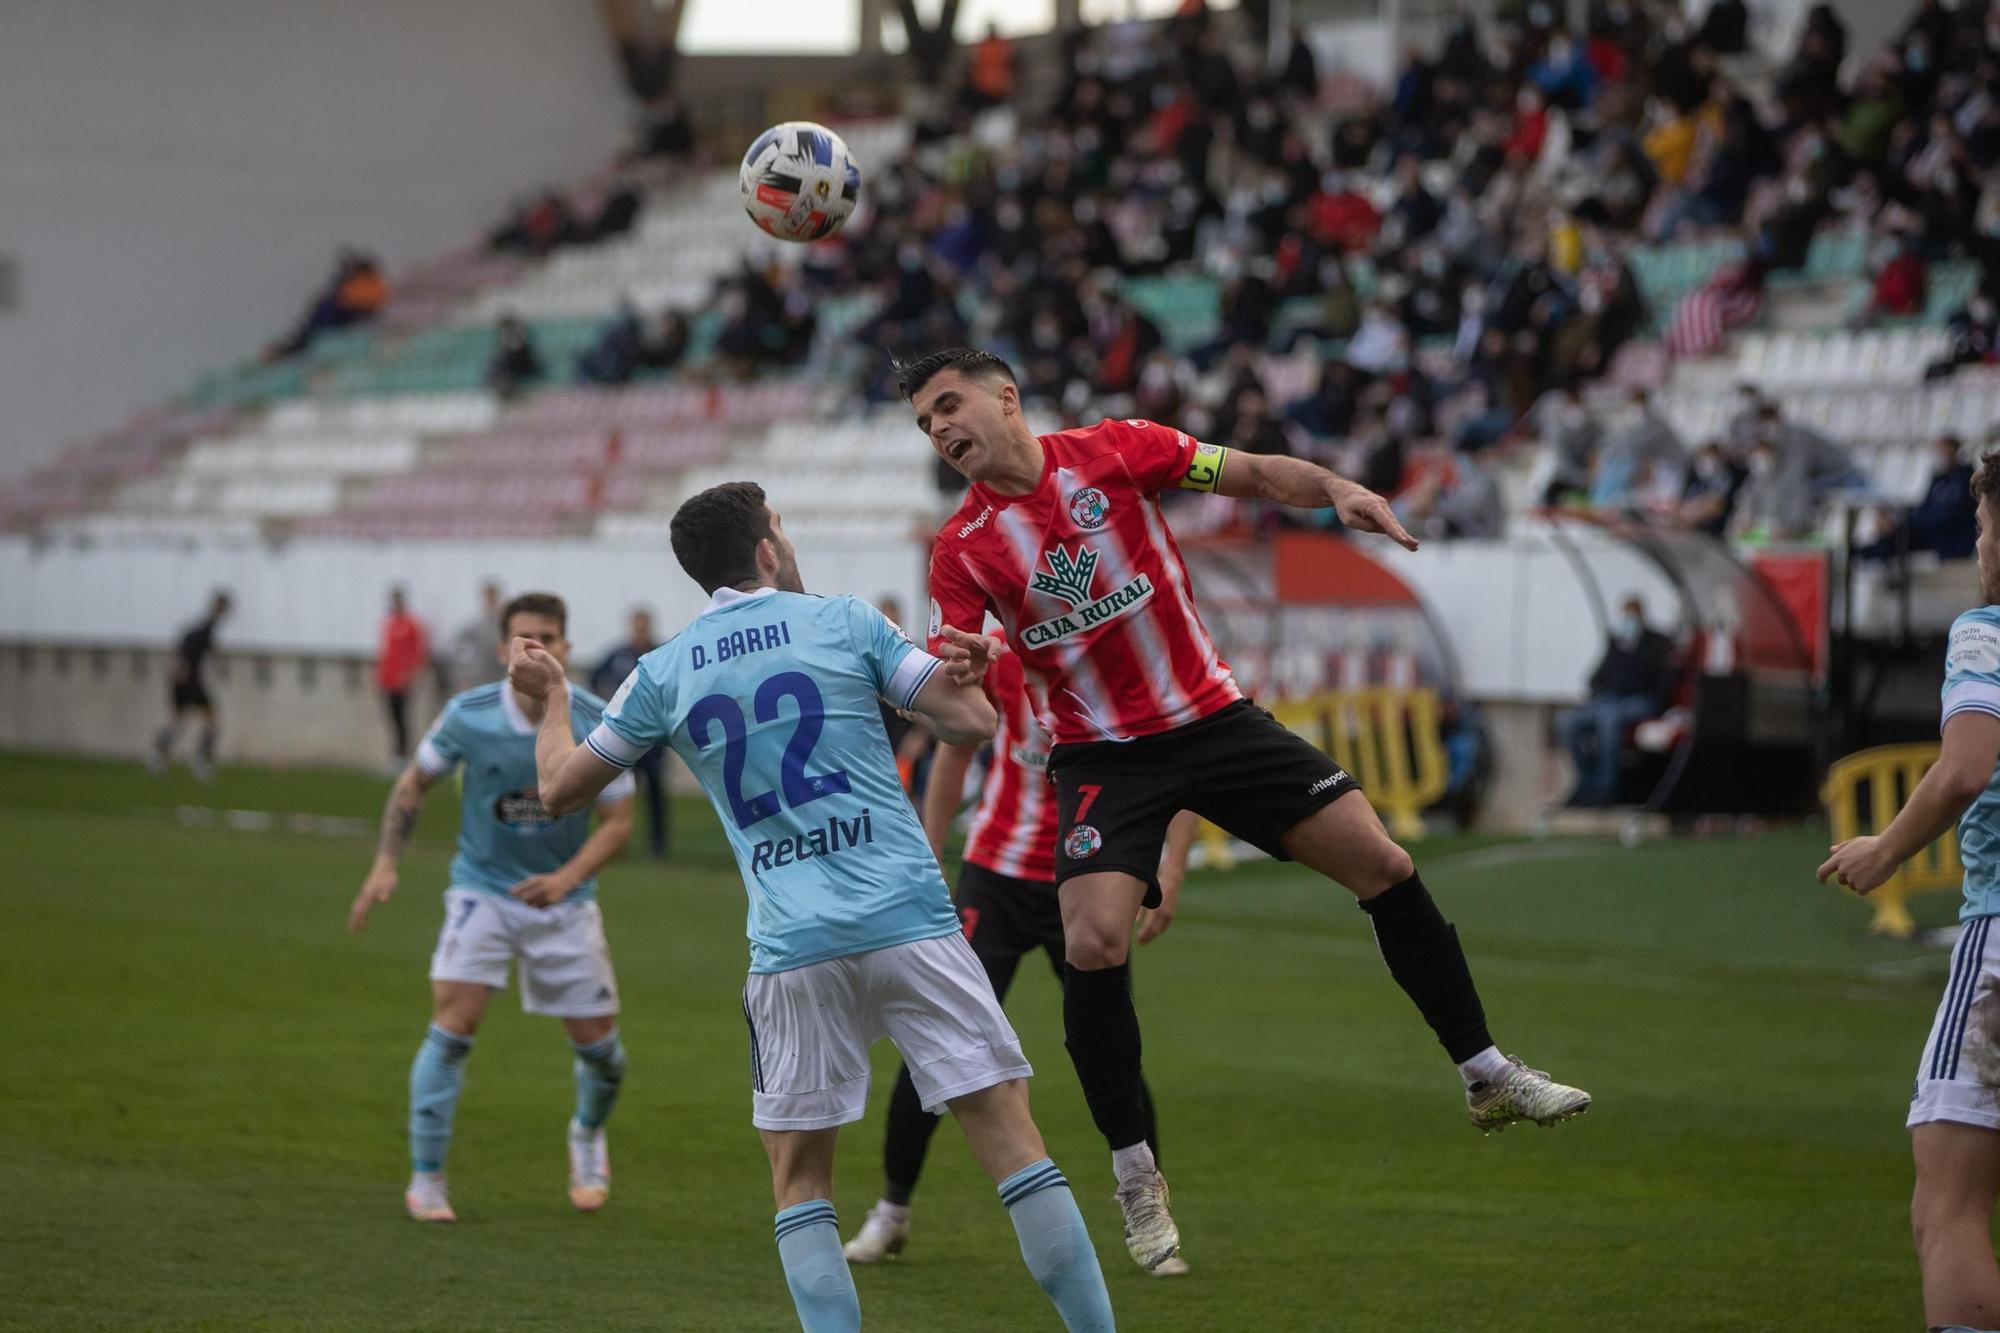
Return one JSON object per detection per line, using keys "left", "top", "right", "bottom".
{"left": 1820, "top": 454, "right": 2000, "bottom": 1333}
{"left": 512, "top": 482, "right": 1115, "bottom": 1333}
{"left": 346, "top": 592, "right": 635, "bottom": 1225}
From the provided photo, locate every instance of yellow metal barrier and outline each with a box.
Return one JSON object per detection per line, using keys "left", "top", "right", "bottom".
{"left": 1197, "top": 687, "right": 1451, "bottom": 868}
{"left": 1821, "top": 743, "right": 1963, "bottom": 938}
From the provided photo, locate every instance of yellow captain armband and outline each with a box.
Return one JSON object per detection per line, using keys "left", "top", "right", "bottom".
{"left": 1178, "top": 442, "right": 1229, "bottom": 493}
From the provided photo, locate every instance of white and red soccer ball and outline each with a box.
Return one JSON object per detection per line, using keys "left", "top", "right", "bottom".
{"left": 738, "top": 121, "right": 861, "bottom": 243}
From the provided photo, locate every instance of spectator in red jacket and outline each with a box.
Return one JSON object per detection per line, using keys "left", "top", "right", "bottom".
{"left": 376, "top": 587, "right": 428, "bottom": 763}
{"left": 1853, "top": 229, "right": 1930, "bottom": 325}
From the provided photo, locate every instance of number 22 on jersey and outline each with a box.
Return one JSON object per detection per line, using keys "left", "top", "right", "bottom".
{"left": 688, "top": 671, "right": 853, "bottom": 830}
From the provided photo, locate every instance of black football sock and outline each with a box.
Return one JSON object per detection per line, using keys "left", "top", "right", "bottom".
{"left": 880, "top": 1064, "right": 940, "bottom": 1207}
{"left": 1358, "top": 873, "right": 1495, "bottom": 1063}
{"left": 1062, "top": 962, "right": 1149, "bottom": 1152}
{"left": 1137, "top": 1073, "right": 1161, "bottom": 1166}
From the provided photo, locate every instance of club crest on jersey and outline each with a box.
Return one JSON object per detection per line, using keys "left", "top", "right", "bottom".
{"left": 1029, "top": 543, "right": 1100, "bottom": 608}
{"left": 1065, "top": 824, "right": 1103, "bottom": 859}
{"left": 1068, "top": 487, "right": 1110, "bottom": 531}
{"left": 1023, "top": 542, "right": 1154, "bottom": 648}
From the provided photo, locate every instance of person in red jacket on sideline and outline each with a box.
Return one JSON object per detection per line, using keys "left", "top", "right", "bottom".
{"left": 377, "top": 587, "right": 429, "bottom": 762}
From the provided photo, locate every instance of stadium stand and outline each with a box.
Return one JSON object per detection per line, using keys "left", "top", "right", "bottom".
{"left": 4, "top": 0, "right": 1997, "bottom": 587}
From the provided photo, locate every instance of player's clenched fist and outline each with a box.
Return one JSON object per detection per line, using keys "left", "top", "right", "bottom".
{"left": 936, "top": 625, "right": 996, "bottom": 688}
{"left": 508, "top": 636, "right": 566, "bottom": 700}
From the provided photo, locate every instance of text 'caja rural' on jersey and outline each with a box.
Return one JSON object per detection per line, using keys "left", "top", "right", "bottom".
{"left": 1942, "top": 605, "right": 2000, "bottom": 921}
{"left": 965, "top": 645, "right": 1058, "bottom": 883}
{"left": 584, "top": 587, "right": 962, "bottom": 973}
{"left": 417, "top": 682, "right": 637, "bottom": 902}
{"left": 928, "top": 418, "right": 1241, "bottom": 747}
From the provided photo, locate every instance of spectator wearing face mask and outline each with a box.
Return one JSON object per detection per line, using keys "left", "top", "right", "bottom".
{"left": 1590, "top": 389, "right": 1686, "bottom": 508}
{"left": 1533, "top": 382, "right": 1600, "bottom": 506}
{"left": 1678, "top": 442, "right": 1748, "bottom": 536}
{"left": 1858, "top": 434, "right": 1978, "bottom": 562}
{"left": 1556, "top": 596, "right": 1677, "bottom": 807}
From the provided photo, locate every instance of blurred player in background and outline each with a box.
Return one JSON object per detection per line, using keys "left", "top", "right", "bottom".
{"left": 375, "top": 586, "right": 429, "bottom": 766}
{"left": 905, "top": 347, "right": 1590, "bottom": 1272}
{"left": 517, "top": 483, "right": 1116, "bottom": 1332}
{"left": 592, "top": 607, "right": 669, "bottom": 857}
{"left": 846, "top": 635, "right": 1194, "bottom": 1276}
{"left": 440, "top": 580, "right": 506, "bottom": 694}
{"left": 346, "top": 592, "right": 635, "bottom": 1225}
{"left": 1820, "top": 453, "right": 2000, "bottom": 1333}
{"left": 148, "top": 589, "right": 232, "bottom": 782}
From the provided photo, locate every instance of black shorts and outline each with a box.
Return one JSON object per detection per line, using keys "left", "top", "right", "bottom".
{"left": 170, "top": 679, "right": 212, "bottom": 711}
{"left": 954, "top": 861, "right": 1065, "bottom": 998}
{"left": 1048, "top": 699, "right": 1360, "bottom": 904}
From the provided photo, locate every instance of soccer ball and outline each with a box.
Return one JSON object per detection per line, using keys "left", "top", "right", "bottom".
{"left": 738, "top": 121, "right": 861, "bottom": 243}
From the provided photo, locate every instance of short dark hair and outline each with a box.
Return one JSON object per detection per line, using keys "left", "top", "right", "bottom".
{"left": 1975, "top": 452, "right": 2000, "bottom": 508}
{"left": 499, "top": 592, "right": 567, "bottom": 640}
{"left": 671, "top": 482, "right": 773, "bottom": 593}
{"left": 893, "top": 347, "right": 1017, "bottom": 403}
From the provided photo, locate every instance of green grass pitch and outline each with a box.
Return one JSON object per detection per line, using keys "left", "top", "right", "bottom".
{"left": 0, "top": 751, "right": 1967, "bottom": 1330}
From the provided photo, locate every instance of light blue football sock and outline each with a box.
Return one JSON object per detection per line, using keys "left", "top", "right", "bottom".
{"left": 408, "top": 1024, "right": 473, "bottom": 1173}
{"left": 999, "top": 1158, "right": 1116, "bottom": 1332}
{"left": 570, "top": 1028, "right": 626, "bottom": 1130}
{"left": 773, "top": 1200, "right": 859, "bottom": 1332}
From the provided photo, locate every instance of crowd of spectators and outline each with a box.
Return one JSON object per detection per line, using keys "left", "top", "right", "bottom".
{"left": 789, "top": 0, "right": 2000, "bottom": 546}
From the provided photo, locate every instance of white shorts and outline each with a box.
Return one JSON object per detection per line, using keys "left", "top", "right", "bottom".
{"left": 740, "top": 932, "right": 1032, "bottom": 1131}
{"left": 1910, "top": 915, "right": 2000, "bottom": 1131}
{"left": 429, "top": 888, "right": 620, "bottom": 1019}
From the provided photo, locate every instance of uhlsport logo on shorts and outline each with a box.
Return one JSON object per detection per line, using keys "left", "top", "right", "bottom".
{"left": 1068, "top": 487, "right": 1110, "bottom": 530}
{"left": 1065, "top": 824, "right": 1103, "bottom": 860}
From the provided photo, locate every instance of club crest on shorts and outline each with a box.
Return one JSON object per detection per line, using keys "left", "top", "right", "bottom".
{"left": 1068, "top": 487, "right": 1110, "bottom": 531}
{"left": 1065, "top": 824, "right": 1103, "bottom": 860}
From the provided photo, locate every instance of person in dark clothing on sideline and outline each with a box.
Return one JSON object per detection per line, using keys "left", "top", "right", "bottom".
{"left": 148, "top": 590, "right": 233, "bottom": 782}
{"left": 591, "top": 608, "right": 669, "bottom": 857}
{"left": 1556, "top": 595, "right": 1677, "bottom": 806}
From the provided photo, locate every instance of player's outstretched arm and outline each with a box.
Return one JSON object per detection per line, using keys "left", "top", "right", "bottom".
{"left": 1820, "top": 712, "right": 2000, "bottom": 894}
{"left": 512, "top": 797, "right": 633, "bottom": 908}
{"left": 1214, "top": 451, "right": 1419, "bottom": 551}
{"left": 908, "top": 629, "right": 998, "bottom": 747}
{"left": 348, "top": 763, "right": 439, "bottom": 933}
{"left": 509, "top": 637, "right": 623, "bottom": 818}
{"left": 921, "top": 740, "right": 979, "bottom": 863}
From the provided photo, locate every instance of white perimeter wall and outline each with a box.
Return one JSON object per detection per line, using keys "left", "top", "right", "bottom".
{"left": 1, "top": 526, "right": 1663, "bottom": 704}
{"left": 0, "top": 536, "right": 930, "bottom": 659}
{"left": 0, "top": 0, "right": 626, "bottom": 480}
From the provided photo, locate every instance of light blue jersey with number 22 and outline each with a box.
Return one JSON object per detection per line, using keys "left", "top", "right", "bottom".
{"left": 585, "top": 587, "right": 959, "bottom": 972}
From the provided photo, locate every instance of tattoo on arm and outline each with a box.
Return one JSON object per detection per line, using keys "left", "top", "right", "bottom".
{"left": 376, "top": 773, "right": 425, "bottom": 859}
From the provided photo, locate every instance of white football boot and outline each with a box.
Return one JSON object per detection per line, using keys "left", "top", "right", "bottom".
{"left": 567, "top": 1118, "right": 610, "bottom": 1211}
{"left": 1466, "top": 1057, "right": 1592, "bottom": 1134}
{"left": 842, "top": 1202, "right": 911, "bottom": 1263}
{"left": 404, "top": 1172, "right": 457, "bottom": 1223}
{"left": 1114, "top": 1171, "right": 1182, "bottom": 1272}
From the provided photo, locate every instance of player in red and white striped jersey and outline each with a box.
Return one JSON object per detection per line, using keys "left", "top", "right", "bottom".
{"left": 845, "top": 639, "right": 1193, "bottom": 1272}
{"left": 904, "top": 347, "right": 1591, "bottom": 1273}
